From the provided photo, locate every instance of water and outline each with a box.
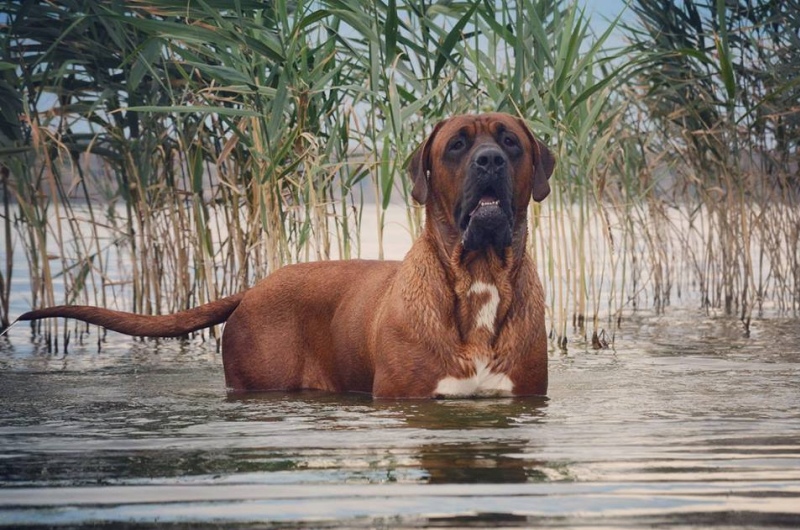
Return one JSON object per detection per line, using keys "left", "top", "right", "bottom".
{"left": 2, "top": 203, "right": 799, "bottom": 528}
{"left": 1, "top": 307, "right": 799, "bottom": 528}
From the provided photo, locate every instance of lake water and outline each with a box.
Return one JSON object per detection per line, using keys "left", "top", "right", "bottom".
{"left": 2, "top": 307, "right": 799, "bottom": 528}
{"left": 1, "top": 203, "right": 799, "bottom": 528}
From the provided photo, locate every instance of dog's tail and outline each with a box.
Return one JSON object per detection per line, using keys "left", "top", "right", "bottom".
{"left": 17, "top": 292, "right": 246, "bottom": 338}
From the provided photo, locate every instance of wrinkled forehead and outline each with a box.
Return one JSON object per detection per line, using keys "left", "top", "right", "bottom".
{"left": 433, "top": 113, "right": 526, "bottom": 145}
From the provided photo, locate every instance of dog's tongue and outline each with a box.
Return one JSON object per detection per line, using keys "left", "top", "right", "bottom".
{"left": 469, "top": 196, "right": 501, "bottom": 217}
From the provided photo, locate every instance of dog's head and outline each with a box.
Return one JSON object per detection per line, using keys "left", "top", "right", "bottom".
{"left": 408, "top": 113, "right": 554, "bottom": 253}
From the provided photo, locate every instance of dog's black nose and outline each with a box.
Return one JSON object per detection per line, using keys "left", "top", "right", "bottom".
{"left": 473, "top": 145, "right": 507, "bottom": 171}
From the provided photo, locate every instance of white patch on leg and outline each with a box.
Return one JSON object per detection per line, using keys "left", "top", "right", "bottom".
{"left": 469, "top": 281, "right": 500, "bottom": 332}
{"left": 434, "top": 358, "right": 514, "bottom": 398}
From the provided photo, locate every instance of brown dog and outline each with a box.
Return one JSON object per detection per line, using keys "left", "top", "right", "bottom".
{"left": 19, "top": 113, "right": 554, "bottom": 398}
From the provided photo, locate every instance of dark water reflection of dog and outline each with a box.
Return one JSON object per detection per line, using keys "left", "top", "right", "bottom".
{"left": 227, "top": 392, "right": 550, "bottom": 486}
{"left": 379, "top": 397, "right": 549, "bottom": 484}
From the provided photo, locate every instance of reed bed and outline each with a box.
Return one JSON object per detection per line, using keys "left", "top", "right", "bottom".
{"left": 0, "top": 0, "right": 797, "bottom": 350}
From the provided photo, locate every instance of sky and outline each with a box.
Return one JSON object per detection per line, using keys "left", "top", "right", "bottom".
{"left": 579, "top": 0, "right": 636, "bottom": 24}
{"left": 577, "top": 0, "right": 637, "bottom": 44}
{"left": 575, "top": 0, "right": 638, "bottom": 51}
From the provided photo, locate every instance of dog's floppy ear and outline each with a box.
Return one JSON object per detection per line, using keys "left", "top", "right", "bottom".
{"left": 407, "top": 118, "right": 448, "bottom": 204}
{"left": 516, "top": 118, "right": 555, "bottom": 202}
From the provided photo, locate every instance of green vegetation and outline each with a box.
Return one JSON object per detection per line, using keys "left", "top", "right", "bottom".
{"left": 0, "top": 0, "right": 797, "bottom": 349}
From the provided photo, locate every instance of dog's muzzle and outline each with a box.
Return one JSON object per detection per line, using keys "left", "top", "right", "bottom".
{"left": 458, "top": 145, "right": 515, "bottom": 252}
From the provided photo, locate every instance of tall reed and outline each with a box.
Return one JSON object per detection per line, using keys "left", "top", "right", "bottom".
{"left": 1, "top": 0, "right": 797, "bottom": 350}
{"left": 628, "top": 0, "right": 800, "bottom": 328}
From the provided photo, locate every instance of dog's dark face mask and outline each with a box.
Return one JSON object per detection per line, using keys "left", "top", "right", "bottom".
{"left": 457, "top": 141, "right": 516, "bottom": 252}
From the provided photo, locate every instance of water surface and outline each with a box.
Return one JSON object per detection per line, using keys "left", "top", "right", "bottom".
{"left": 1, "top": 308, "right": 799, "bottom": 528}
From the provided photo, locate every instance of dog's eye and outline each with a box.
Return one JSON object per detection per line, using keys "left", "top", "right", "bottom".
{"left": 503, "top": 135, "right": 517, "bottom": 148}
{"left": 449, "top": 139, "right": 465, "bottom": 152}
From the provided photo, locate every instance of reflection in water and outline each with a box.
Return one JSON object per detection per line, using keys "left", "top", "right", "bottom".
{"left": 420, "top": 440, "right": 537, "bottom": 484}
{"left": 382, "top": 398, "right": 548, "bottom": 484}
{"left": 383, "top": 397, "right": 549, "bottom": 430}
{"left": 1, "top": 311, "right": 799, "bottom": 527}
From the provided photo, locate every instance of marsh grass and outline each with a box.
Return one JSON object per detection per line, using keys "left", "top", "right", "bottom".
{"left": 1, "top": 0, "right": 797, "bottom": 350}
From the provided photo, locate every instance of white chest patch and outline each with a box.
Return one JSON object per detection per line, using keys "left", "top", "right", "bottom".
{"left": 434, "top": 358, "right": 514, "bottom": 398}
{"left": 469, "top": 281, "right": 500, "bottom": 332}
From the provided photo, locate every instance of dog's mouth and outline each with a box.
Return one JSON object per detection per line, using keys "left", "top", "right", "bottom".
{"left": 459, "top": 191, "right": 507, "bottom": 228}
{"left": 469, "top": 196, "right": 502, "bottom": 217}
{"left": 459, "top": 189, "right": 514, "bottom": 252}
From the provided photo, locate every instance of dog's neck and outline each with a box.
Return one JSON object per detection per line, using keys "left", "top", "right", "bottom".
{"left": 423, "top": 211, "right": 530, "bottom": 279}
{"left": 450, "top": 246, "right": 512, "bottom": 344}
{"left": 421, "top": 218, "right": 531, "bottom": 344}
